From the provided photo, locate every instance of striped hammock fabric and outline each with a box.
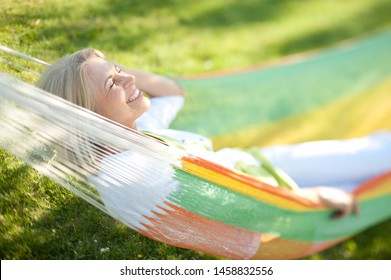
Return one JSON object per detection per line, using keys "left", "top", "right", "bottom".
{"left": 1, "top": 30, "right": 391, "bottom": 259}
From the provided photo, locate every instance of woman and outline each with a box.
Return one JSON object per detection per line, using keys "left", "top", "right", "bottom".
{"left": 37, "top": 48, "right": 391, "bottom": 220}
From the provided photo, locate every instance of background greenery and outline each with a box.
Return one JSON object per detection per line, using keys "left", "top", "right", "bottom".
{"left": 1, "top": 0, "right": 391, "bottom": 259}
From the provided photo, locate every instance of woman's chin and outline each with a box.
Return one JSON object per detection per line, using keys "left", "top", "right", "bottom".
{"left": 129, "top": 99, "right": 150, "bottom": 119}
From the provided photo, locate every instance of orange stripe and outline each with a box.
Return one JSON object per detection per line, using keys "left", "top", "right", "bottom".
{"left": 251, "top": 234, "right": 345, "bottom": 260}
{"left": 353, "top": 171, "right": 391, "bottom": 196}
{"left": 182, "top": 155, "right": 391, "bottom": 208}
{"left": 181, "top": 48, "right": 323, "bottom": 79}
{"left": 180, "top": 35, "right": 361, "bottom": 79}
{"left": 138, "top": 202, "right": 262, "bottom": 260}
{"left": 182, "top": 155, "right": 323, "bottom": 208}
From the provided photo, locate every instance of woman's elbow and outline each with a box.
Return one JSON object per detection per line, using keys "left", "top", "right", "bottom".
{"left": 171, "top": 79, "right": 185, "bottom": 97}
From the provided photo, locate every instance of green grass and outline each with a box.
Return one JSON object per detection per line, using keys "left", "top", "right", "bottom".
{"left": 1, "top": 0, "right": 391, "bottom": 260}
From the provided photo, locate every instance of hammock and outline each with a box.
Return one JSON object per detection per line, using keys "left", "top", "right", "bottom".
{"left": 1, "top": 30, "right": 391, "bottom": 260}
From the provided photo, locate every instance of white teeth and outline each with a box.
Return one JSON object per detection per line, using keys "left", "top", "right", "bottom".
{"left": 126, "top": 89, "right": 141, "bottom": 103}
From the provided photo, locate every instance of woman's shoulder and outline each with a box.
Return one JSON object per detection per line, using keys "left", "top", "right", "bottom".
{"left": 136, "top": 95, "right": 184, "bottom": 131}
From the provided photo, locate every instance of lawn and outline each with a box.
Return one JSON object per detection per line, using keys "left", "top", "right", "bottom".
{"left": 1, "top": 0, "right": 391, "bottom": 260}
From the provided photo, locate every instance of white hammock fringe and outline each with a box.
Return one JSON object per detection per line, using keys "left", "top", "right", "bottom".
{"left": 0, "top": 71, "right": 186, "bottom": 228}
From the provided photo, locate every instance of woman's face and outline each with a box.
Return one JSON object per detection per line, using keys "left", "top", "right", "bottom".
{"left": 86, "top": 56, "right": 150, "bottom": 129}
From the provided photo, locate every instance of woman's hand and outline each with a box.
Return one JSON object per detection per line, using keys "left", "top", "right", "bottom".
{"left": 317, "top": 187, "right": 359, "bottom": 219}
{"left": 115, "top": 64, "right": 184, "bottom": 98}
{"left": 294, "top": 187, "right": 359, "bottom": 219}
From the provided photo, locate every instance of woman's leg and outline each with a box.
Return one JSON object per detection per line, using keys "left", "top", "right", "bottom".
{"left": 261, "top": 131, "right": 391, "bottom": 189}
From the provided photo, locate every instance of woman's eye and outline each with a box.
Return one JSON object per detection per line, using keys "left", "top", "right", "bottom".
{"left": 109, "top": 80, "right": 115, "bottom": 89}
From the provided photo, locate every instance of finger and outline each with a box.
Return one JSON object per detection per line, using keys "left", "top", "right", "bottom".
{"left": 352, "top": 198, "right": 360, "bottom": 216}
{"left": 331, "top": 198, "right": 360, "bottom": 220}
{"left": 331, "top": 211, "right": 343, "bottom": 220}
{"left": 331, "top": 208, "right": 349, "bottom": 220}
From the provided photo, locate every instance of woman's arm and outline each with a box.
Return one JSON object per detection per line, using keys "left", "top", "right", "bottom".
{"left": 293, "top": 187, "right": 359, "bottom": 219}
{"left": 116, "top": 64, "right": 184, "bottom": 98}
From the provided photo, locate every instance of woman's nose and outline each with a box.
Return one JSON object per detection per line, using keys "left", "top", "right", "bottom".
{"left": 118, "top": 73, "right": 135, "bottom": 88}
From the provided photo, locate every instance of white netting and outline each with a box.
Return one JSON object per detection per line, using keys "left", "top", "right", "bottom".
{"left": 0, "top": 71, "right": 186, "bottom": 229}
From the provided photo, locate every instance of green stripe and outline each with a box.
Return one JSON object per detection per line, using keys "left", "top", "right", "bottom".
{"left": 170, "top": 169, "right": 391, "bottom": 242}
{"left": 172, "top": 30, "right": 391, "bottom": 138}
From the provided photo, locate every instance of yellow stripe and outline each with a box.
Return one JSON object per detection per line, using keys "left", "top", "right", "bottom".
{"left": 181, "top": 159, "right": 322, "bottom": 211}
{"left": 358, "top": 180, "right": 391, "bottom": 201}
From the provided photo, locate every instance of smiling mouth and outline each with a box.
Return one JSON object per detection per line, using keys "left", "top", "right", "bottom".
{"left": 126, "top": 89, "right": 142, "bottom": 104}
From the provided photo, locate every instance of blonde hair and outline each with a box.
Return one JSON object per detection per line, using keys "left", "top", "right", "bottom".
{"left": 37, "top": 48, "right": 105, "bottom": 111}
{"left": 37, "top": 48, "right": 107, "bottom": 173}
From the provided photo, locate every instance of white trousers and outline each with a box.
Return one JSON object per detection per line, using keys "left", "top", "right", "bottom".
{"left": 261, "top": 131, "right": 391, "bottom": 190}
